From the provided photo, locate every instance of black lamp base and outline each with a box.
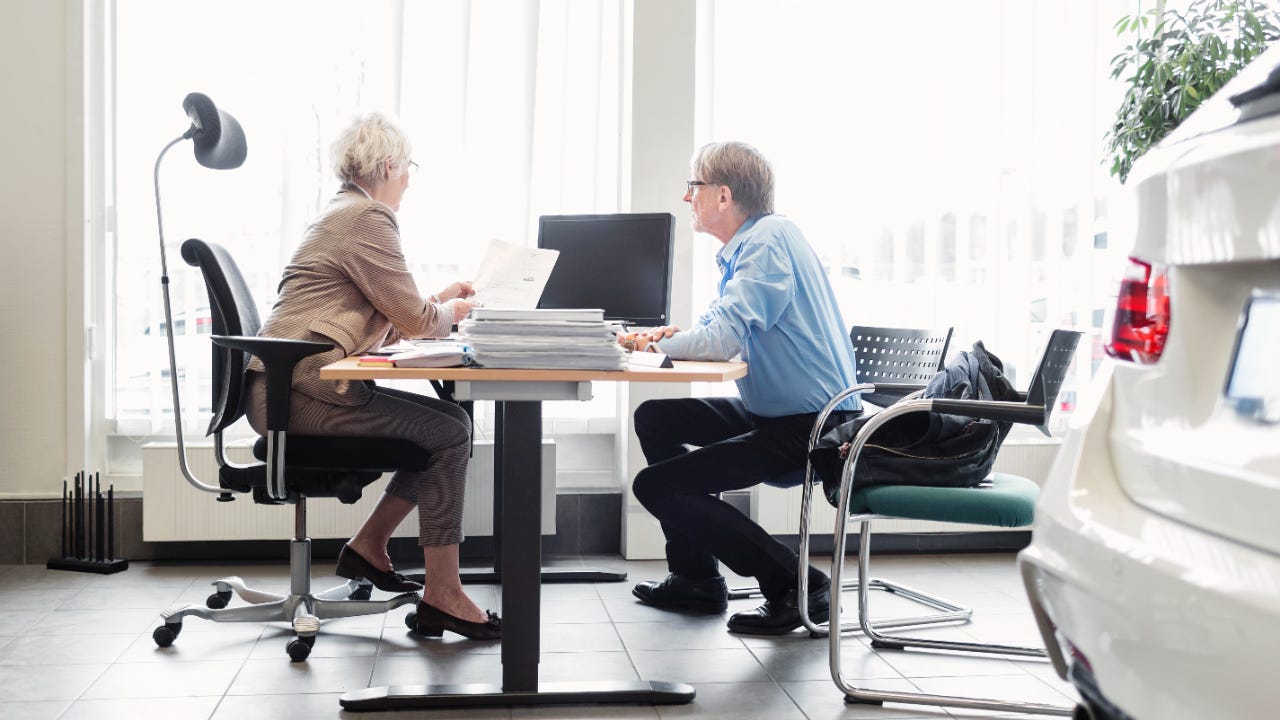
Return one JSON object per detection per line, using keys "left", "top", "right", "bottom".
{"left": 47, "top": 557, "right": 129, "bottom": 575}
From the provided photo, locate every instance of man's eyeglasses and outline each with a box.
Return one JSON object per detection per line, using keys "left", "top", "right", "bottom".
{"left": 407, "top": 160, "right": 420, "bottom": 176}
{"left": 685, "top": 179, "right": 712, "bottom": 192}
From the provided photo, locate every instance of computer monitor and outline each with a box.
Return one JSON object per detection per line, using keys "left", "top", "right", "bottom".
{"left": 537, "top": 213, "right": 675, "bottom": 327}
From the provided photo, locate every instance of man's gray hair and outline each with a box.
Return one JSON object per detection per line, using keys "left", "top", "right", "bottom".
{"left": 692, "top": 141, "right": 774, "bottom": 216}
{"left": 331, "top": 112, "right": 413, "bottom": 187}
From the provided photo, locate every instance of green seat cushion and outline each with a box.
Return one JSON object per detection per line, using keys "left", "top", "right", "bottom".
{"left": 846, "top": 472, "right": 1039, "bottom": 528}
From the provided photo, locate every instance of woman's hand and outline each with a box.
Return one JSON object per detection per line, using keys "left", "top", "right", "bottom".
{"left": 436, "top": 281, "right": 475, "bottom": 302}
{"left": 443, "top": 298, "right": 475, "bottom": 323}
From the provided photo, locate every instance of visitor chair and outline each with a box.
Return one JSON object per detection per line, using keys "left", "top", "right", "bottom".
{"left": 727, "top": 325, "right": 953, "bottom": 601}
{"left": 150, "top": 239, "right": 424, "bottom": 662}
{"left": 801, "top": 329, "right": 1081, "bottom": 716}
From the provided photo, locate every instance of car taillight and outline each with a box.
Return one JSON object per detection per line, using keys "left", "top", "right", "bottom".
{"left": 1105, "top": 257, "right": 1169, "bottom": 364}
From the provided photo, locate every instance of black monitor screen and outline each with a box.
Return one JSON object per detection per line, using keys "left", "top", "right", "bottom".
{"left": 537, "top": 213, "right": 674, "bottom": 326}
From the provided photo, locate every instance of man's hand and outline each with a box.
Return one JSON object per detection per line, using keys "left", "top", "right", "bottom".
{"left": 437, "top": 281, "right": 476, "bottom": 302}
{"left": 642, "top": 325, "right": 680, "bottom": 342}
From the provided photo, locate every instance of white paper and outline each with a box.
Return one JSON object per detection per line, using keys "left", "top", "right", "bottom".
{"left": 470, "top": 239, "right": 560, "bottom": 309}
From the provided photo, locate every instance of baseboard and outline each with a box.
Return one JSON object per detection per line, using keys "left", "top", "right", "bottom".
{"left": 0, "top": 493, "right": 622, "bottom": 565}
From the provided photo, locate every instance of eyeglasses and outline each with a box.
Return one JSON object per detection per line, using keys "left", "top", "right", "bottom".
{"left": 685, "top": 179, "right": 712, "bottom": 192}
{"left": 407, "top": 160, "right": 420, "bottom": 176}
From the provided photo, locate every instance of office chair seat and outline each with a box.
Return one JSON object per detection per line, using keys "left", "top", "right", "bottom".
{"left": 848, "top": 472, "right": 1037, "bottom": 528}
{"left": 251, "top": 435, "right": 431, "bottom": 471}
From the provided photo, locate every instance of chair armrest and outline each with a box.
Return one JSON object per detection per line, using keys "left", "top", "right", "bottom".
{"left": 211, "top": 335, "right": 333, "bottom": 432}
{"left": 931, "top": 398, "right": 1046, "bottom": 427}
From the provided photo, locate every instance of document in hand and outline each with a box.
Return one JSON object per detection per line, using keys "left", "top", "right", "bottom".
{"left": 470, "top": 238, "right": 560, "bottom": 309}
{"left": 387, "top": 341, "right": 474, "bottom": 368}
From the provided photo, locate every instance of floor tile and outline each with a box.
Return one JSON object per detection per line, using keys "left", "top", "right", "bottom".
{"left": 750, "top": 640, "right": 903, "bottom": 682}
{"left": 656, "top": 681, "right": 806, "bottom": 719}
{"left": 0, "top": 700, "right": 74, "bottom": 720}
{"left": 782, "top": 679, "right": 949, "bottom": 719}
{"left": 540, "top": 621, "right": 624, "bottom": 653}
{"left": 59, "top": 696, "right": 221, "bottom": 720}
{"left": 614, "top": 616, "right": 746, "bottom": 651}
{"left": 910, "top": 674, "right": 1075, "bottom": 717}
{"left": 226, "top": 656, "right": 376, "bottom": 696}
{"left": 213, "top": 692, "right": 513, "bottom": 719}
{"left": 630, "top": 648, "right": 769, "bottom": 685}
{"left": 0, "top": 552, "right": 1060, "bottom": 718}
{"left": 540, "top": 650, "right": 641, "bottom": 683}
{"left": 0, "top": 633, "right": 135, "bottom": 666}
{"left": 0, "top": 664, "right": 109, "bottom": 701}
{"left": 83, "top": 659, "right": 240, "bottom": 699}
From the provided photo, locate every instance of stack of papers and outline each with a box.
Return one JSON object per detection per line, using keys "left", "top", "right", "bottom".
{"left": 459, "top": 308, "right": 625, "bottom": 370}
{"left": 358, "top": 341, "right": 474, "bottom": 368}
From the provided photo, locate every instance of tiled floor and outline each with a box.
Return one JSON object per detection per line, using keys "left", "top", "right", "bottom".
{"left": 0, "top": 553, "right": 1078, "bottom": 719}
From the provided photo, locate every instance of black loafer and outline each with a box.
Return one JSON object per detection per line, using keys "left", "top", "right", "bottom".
{"left": 632, "top": 573, "right": 729, "bottom": 614}
{"left": 727, "top": 579, "right": 831, "bottom": 635}
{"left": 335, "top": 544, "right": 423, "bottom": 593}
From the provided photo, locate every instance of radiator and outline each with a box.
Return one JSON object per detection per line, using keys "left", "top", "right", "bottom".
{"left": 755, "top": 440, "right": 1061, "bottom": 535}
{"left": 142, "top": 440, "right": 555, "bottom": 542}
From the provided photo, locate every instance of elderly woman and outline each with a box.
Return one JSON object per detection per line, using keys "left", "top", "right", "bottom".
{"left": 244, "top": 112, "right": 499, "bottom": 640}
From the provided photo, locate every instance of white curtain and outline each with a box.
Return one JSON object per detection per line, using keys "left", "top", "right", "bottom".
{"left": 111, "top": 0, "right": 623, "bottom": 443}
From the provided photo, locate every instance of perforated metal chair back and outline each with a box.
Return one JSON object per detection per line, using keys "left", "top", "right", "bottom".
{"left": 849, "top": 326, "right": 954, "bottom": 407}
{"left": 1025, "top": 328, "right": 1082, "bottom": 436}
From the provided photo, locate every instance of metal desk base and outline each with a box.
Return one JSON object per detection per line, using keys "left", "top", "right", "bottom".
{"left": 340, "top": 680, "right": 695, "bottom": 710}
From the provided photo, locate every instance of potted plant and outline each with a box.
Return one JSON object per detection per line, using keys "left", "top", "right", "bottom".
{"left": 1105, "top": 0, "right": 1280, "bottom": 183}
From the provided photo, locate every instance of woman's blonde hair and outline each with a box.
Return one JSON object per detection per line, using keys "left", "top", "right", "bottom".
{"left": 331, "top": 112, "right": 413, "bottom": 187}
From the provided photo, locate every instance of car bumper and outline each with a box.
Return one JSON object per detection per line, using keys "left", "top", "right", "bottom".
{"left": 1018, "top": 370, "right": 1280, "bottom": 720}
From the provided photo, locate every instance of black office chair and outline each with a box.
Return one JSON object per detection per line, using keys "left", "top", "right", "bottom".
{"left": 151, "top": 239, "right": 425, "bottom": 662}
{"left": 797, "top": 329, "right": 1082, "bottom": 716}
{"left": 725, "top": 325, "right": 953, "bottom": 601}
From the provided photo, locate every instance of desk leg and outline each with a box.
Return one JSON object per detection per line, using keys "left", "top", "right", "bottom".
{"left": 340, "top": 399, "right": 694, "bottom": 711}
{"left": 499, "top": 400, "right": 541, "bottom": 690}
{"left": 457, "top": 400, "right": 625, "bottom": 586}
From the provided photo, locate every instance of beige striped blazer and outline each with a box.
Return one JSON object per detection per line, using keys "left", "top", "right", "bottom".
{"left": 247, "top": 186, "right": 452, "bottom": 406}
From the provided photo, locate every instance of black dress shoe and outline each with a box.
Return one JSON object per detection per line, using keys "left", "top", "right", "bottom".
{"left": 632, "top": 573, "right": 729, "bottom": 614}
{"left": 412, "top": 600, "right": 502, "bottom": 640}
{"left": 727, "top": 578, "right": 831, "bottom": 635}
{"left": 334, "top": 544, "right": 423, "bottom": 593}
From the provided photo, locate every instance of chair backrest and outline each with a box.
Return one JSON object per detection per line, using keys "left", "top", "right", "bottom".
{"left": 180, "top": 239, "right": 262, "bottom": 435}
{"left": 849, "top": 326, "right": 954, "bottom": 406}
{"left": 1026, "top": 329, "right": 1082, "bottom": 436}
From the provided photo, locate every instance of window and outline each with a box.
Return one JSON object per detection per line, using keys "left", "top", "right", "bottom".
{"left": 107, "top": 1, "right": 623, "bottom": 472}
{"left": 699, "top": 1, "right": 1134, "bottom": 413}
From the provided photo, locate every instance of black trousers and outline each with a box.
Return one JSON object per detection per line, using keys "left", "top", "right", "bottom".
{"left": 632, "top": 397, "right": 857, "bottom": 602}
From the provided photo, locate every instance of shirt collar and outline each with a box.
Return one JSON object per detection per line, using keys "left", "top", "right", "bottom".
{"left": 715, "top": 214, "right": 765, "bottom": 269}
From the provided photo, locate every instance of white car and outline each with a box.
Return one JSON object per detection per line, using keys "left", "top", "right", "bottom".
{"left": 1018, "top": 47, "right": 1280, "bottom": 720}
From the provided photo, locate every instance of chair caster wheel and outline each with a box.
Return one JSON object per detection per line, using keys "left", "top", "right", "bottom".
{"left": 287, "top": 637, "right": 314, "bottom": 662}
{"left": 405, "top": 612, "right": 417, "bottom": 631}
{"left": 206, "top": 590, "right": 233, "bottom": 609}
{"left": 348, "top": 585, "right": 372, "bottom": 601}
{"left": 153, "top": 623, "right": 181, "bottom": 647}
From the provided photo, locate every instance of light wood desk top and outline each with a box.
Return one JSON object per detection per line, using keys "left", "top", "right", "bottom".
{"left": 319, "top": 357, "right": 747, "bottom": 383}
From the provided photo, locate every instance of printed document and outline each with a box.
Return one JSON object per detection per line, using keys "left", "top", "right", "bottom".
{"left": 470, "top": 239, "right": 559, "bottom": 309}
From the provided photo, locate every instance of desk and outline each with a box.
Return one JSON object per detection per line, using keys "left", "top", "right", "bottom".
{"left": 323, "top": 359, "right": 747, "bottom": 710}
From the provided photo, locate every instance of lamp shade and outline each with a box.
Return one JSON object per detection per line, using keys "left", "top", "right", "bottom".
{"left": 181, "top": 92, "right": 247, "bottom": 170}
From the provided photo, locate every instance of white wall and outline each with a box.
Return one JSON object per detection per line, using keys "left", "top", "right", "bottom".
{"left": 0, "top": 1, "right": 74, "bottom": 498}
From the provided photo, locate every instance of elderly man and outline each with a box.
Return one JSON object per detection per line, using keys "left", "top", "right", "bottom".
{"left": 622, "top": 141, "right": 860, "bottom": 635}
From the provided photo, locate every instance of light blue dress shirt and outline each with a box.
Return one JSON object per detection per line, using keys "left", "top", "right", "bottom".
{"left": 656, "top": 214, "right": 860, "bottom": 417}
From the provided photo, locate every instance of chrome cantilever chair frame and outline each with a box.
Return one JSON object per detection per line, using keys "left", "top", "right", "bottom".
{"left": 823, "top": 399, "right": 1070, "bottom": 716}
{"left": 807, "top": 329, "right": 1081, "bottom": 716}
{"left": 793, "top": 387, "right": 974, "bottom": 638}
